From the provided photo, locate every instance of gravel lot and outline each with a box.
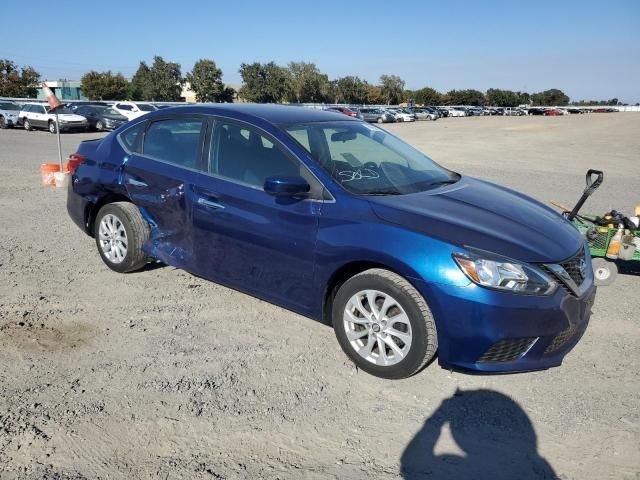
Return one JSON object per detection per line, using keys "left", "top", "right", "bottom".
{"left": 1, "top": 114, "right": 638, "bottom": 480}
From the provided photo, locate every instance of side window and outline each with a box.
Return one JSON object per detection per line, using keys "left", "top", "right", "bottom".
{"left": 287, "top": 128, "right": 311, "bottom": 151}
{"left": 38, "top": 105, "right": 46, "bottom": 114}
{"left": 210, "top": 122, "right": 301, "bottom": 188}
{"left": 119, "top": 122, "right": 145, "bottom": 153}
{"left": 142, "top": 118, "right": 204, "bottom": 170}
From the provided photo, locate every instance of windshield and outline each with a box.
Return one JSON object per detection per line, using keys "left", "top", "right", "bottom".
{"left": 285, "top": 121, "right": 457, "bottom": 195}
{"left": 0, "top": 102, "right": 20, "bottom": 111}
{"left": 94, "top": 106, "right": 121, "bottom": 116}
{"left": 138, "top": 104, "right": 157, "bottom": 111}
{"left": 51, "top": 107, "right": 74, "bottom": 114}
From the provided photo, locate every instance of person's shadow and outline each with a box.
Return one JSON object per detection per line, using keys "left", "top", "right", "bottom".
{"left": 400, "top": 389, "right": 557, "bottom": 480}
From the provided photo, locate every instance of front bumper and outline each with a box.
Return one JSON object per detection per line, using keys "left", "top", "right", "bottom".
{"left": 414, "top": 278, "right": 596, "bottom": 373}
{"left": 60, "top": 122, "right": 89, "bottom": 132}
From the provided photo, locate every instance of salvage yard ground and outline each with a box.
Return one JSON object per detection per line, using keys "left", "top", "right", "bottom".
{"left": 0, "top": 114, "right": 638, "bottom": 479}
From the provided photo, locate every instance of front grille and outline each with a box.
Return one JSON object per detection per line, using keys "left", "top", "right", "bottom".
{"left": 477, "top": 337, "right": 538, "bottom": 363}
{"left": 545, "top": 326, "right": 576, "bottom": 355}
{"left": 560, "top": 248, "right": 586, "bottom": 287}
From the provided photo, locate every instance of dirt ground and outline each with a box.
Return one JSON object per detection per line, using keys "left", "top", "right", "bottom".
{"left": 0, "top": 113, "right": 638, "bottom": 480}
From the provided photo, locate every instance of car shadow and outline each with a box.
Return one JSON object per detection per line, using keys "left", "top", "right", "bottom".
{"left": 400, "top": 388, "right": 557, "bottom": 480}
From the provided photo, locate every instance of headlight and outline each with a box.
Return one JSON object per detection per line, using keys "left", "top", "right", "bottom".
{"left": 453, "top": 251, "right": 557, "bottom": 295}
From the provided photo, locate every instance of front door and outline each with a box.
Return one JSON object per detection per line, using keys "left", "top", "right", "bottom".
{"left": 188, "top": 119, "right": 323, "bottom": 314}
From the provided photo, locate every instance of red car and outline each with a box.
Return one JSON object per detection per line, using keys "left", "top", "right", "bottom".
{"left": 325, "top": 106, "right": 358, "bottom": 117}
{"left": 545, "top": 109, "right": 563, "bottom": 116}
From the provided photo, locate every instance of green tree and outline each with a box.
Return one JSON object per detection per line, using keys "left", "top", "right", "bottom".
{"left": 485, "top": 88, "right": 520, "bottom": 107}
{"left": 147, "top": 56, "right": 183, "bottom": 101}
{"left": 413, "top": 87, "right": 442, "bottom": 106}
{"left": 445, "top": 89, "right": 486, "bottom": 105}
{"left": 531, "top": 89, "right": 569, "bottom": 106}
{"left": 129, "top": 62, "right": 152, "bottom": 100}
{"left": 367, "top": 85, "right": 383, "bottom": 104}
{"left": 287, "top": 61, "right": 330, "bottom": 103}
{"left": 379, "top": 74, "right": 405, "bottom": 104}
{"left": 0, "top": 59, "right": 40, "bottom": 97}
{"left": 80, "top": 71, "right": 128, "bottom": 100}
{"left": 238, "top": 62, "right": 291, "bottom": 103}
{"left": 185, "top": 59, "right": 225, "bottom": 102}
{"left": 333, "top": 76, "right": 369, "bottom": 104}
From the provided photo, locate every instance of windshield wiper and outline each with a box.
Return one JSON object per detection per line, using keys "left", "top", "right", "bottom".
{"left": 428, "top": 179, "right": 458, "bottom": 188}
{"left": 362, "top": 188, "right": 402, "bottom": 196}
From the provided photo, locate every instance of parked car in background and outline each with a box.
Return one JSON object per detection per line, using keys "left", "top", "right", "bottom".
{"left": 434, "top": 107, "right": 449, "bottom": 118}
{"left": 386, "top": 108, "right": 415, "bottom": 122}
{"left": 73, "top": 105, "right": 129, "bottom": 131}
{"left": 450, "top": 107, "right": 467, "bottom": 117}
{"left": 412, "top": 108, "right": 437, "bottom": 121}
{"left": 325, "top": 106, "right": 358, "bottom": 117}
{"left": 528, "top": 107, "right": 547, "bottom": 116}
{"left": 567, "top": 108, "right": 584, "bottom": 114}
{"left": 112, "top": 101, "right": 158, "bottom": 120}
{"left": 0, "top": 101, "right": 21, "bottom": 128}
{"left": 544, "top": 108, "right": 563, "bottom": 116}
{"left": 19, "top": 102, "right": 89, "bottom": 133}
{"left": 67, "top": 104, "right": 596, "bottom": 379}
{"left": 356, "top": 108, "right": 395, "bottom": 123}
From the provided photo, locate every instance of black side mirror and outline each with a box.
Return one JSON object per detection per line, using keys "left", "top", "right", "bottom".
{"left": 264, "top": 176, "right": 310, "bottom": 197}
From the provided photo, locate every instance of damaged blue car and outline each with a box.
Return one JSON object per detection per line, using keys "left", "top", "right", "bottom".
{"left": 67, "top": 104, "right": 596, "bottom": 379}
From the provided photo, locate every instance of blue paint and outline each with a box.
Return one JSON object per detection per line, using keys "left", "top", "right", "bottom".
{"left": 67, "top": 104, "right": 596, "bottom": 373}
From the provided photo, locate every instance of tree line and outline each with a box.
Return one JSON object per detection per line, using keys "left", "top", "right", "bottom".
{"left": 1, "top": 57, "right": 633, "bottom": 106}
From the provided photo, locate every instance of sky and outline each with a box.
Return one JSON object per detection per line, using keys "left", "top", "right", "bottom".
{"left": 2, "top": 0, "right": 639, "bottom": 102}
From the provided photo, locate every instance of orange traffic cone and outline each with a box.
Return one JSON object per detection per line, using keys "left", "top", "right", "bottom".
{"left": 41, "top": 81, "right": 63, "bottom": 110}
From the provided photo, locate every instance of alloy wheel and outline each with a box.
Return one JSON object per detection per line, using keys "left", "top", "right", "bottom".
{"left": 98, "top": 213, "right": 128, "bottom": 264}
{"left": 343, "top": 289, "right": 412, "bottom": 366}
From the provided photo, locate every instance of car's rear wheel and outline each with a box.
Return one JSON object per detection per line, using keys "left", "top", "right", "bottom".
{"left": 0, "top": 116, "right": 6, "bottom": 129}
{"left": 48, "top": 121, "right": 57, "bottom": 134}
{"left": 94, "top": 202, "right": 149, "bottom": 273}
{"left": 23, "top": 119, "right": 31, "bottom": 131}
{"left": 95, "top": 120, "right": 104, "bottom": 131}
{"left": 377, "top": 117, "right": 384, "bottom": 124}
{"left": 333, "top": 268, "right": 437, "bottom": 379}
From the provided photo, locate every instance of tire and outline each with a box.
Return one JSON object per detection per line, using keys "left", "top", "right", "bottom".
{"left": 592, "top": 257, "right": 617, "bottom": 286}
{"left": 23, "top": 118, "right": 31, "bottom": 131}
{"left": 95, "top": 120, "right": 104, "bottom": 131}
{"left": 0, "top": 116, "right": 6, "bottom": 129}
{"left": 48, "top": 121, "right": 57, "bottom": 134}
{"left": 377, "top": 117, "right": 384, "bottom": 124}
{"left": 94, "top": 202, "right": 150, "bottom": 273}
{"left": 332, "top": 268, "right": 438, "bottom": 379}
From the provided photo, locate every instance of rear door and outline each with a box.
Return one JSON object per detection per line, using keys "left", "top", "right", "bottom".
{"left": 121, "top": 115, "right": 208, "bottom": 268}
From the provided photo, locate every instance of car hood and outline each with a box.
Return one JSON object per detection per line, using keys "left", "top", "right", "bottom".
{"left": 101, "top": 114, "right": 128, "bottom": 121}
{"left": 53, "top": 114, "right": 87, "bottom": 121}
{"left": 368, "top": 176, "right": 583, "bottom": 263}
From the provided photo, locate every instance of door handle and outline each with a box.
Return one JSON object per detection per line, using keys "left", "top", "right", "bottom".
{"left": 197, "top": 197, "right": 225, "bottom": 210}
{"left": 127, "top": 179, "right": 148, "bottom": 188}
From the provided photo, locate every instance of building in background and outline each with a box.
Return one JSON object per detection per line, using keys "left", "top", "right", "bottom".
{"left": 180, "top": 82, "right": 243, "bottom": 103}
{"left": 36, "top": 80, "right": 87, "bottom": 101}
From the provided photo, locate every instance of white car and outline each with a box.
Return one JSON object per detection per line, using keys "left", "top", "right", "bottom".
{"left": 19, "top": 102, "right": 89, "bottom": 133}
{"left": 112, "top": 101, "right": 158, "bottom": 120}
{"left": 0, "top": 101, "right": 21, "bottom": 128}
{"left": 441, "top": 106, "right": 466, "bottom": 117}
{"left": 386, "top": 108, "right": 415, "bottom": 122}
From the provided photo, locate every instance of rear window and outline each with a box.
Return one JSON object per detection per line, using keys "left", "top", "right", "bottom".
{"left": 143, "top": 118, "right": 204, "bottom": 170}
{"left": 119, "top": 122, "right": 145, "bottom": 153}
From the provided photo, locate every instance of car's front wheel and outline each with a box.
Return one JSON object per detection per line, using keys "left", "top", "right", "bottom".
{"left": 333, "top": 268, "right": 437, "bottom": 379}
{"left": 23, "top": 118, "right": 32, "bottom": 131}
{"left": 95, "top": 120, "right": 104, "bottom": 131}
{"left": 94, "top": 202, "right": 149, "bottom": 273}
{"left": 48, "top": 121, "right": 57, "bottom": 134}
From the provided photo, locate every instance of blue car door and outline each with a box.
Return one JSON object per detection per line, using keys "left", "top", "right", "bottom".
{"left": 122, "top": 116, "right": 208, "bottom": 267}
{"left": 187, "top": 119, "right": 323, "bottom": 314}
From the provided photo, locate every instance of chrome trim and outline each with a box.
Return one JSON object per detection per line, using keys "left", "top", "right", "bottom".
{"left": 544, "top": 244, "right": 593, "bottom": 297}
{"left": 127, "top": 179, "right": 148, "bottom": 188}
{"left": 197, "top": 197, "right": 225, "bottom": 210}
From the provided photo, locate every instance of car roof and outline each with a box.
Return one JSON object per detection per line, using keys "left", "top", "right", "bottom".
{"left": 141, "top": 103, "right": 356, "bottom": 126}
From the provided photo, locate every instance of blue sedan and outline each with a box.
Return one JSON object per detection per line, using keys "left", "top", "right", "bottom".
{"left": 67, "top": 104, "right": 596, "bottom": 379}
